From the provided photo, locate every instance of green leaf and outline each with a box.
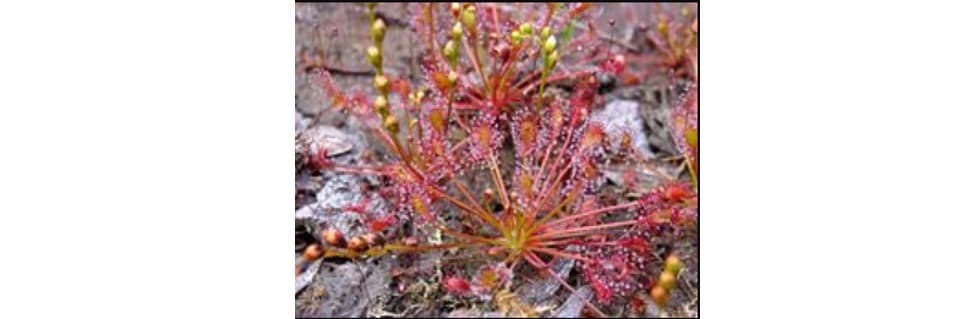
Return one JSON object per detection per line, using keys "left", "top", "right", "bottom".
{"left": 561, "top": 22, "right": 574, "bottom": 44}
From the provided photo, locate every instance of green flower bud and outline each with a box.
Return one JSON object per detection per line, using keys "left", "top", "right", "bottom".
{"left": 371, "top": 18, "right": 386, "bottom": 44}
{"left": 373, "top": 74, "right": 389, "bottom": 94}
{"left": 510, "top": 31, "right": 522, "bottom": 46}
{"left": 544, "top": 35, "right": 557, "bottom": 54}
{"left": 546, "top": 50, "right": 559, "bottom": 71}
{"left": 374, "top": 95, "right": 389, "bottom": 116}
{"left": 452, "top": 22, "right": 463, "bottom": 42}
{"left": 659, "top": 271, "right": 677, "bottom": 291}
{"left": 463, "top": 6, "right": 476, "bottom": 32}
{"left": 540, "top": 26, "right": 552, "bottom": 40}
{"left": 384, "top": 115, "right": 399, "bottom": 134}
{"left": 447, "top": 70, "right": 458, "bottom": 85}
{"left": 366, "top": 46, "right": 381, "bottom": 69}
{"left": 657, "top": 21, "right": 669, "bottom": 37}
{"left": 519, "top": 22, "right": 533, "bottom": 35}
{"left": 665, "top": 255, "right": 683, "bottom": 275}
{"left": 443, "top": 40, "right": 458, "bottom": 68}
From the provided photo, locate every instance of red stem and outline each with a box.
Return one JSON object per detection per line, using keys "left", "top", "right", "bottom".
{"left": 532, "top": 152, "right": 577, "bottom": 215}
{"left": 531, "top": 114, "right": 575, "bottom": 208}
{"left": 532, "top": 220, "right": 638, "bottom": 241}
{"left": 487, "top": 154, "right": 511, "bottom": 213}
{"left": 451, "top": 179, "right": 504, "bottom": 235}
{"left": 545, "top": 201, "right": 642, "bottom": 228}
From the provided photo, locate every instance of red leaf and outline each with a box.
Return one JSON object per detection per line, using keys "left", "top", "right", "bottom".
{"left": 444, "top": 276, "right": 472, "bottom": 296}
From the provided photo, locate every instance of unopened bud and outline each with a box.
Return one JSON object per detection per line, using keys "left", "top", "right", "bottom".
{"left": 452, "top": 22, "right": 463, "bottom": 42}
{"left": 371, "top": 18, "right": 386, "bottom": 44}
{"left": 366, "top": 46, "right": 382, "bottom": 69}
{"left": 651, "top": 285, "right": 668, "bottom": 307}
{"left": 510, "top": 31, "right": 522, "bottom": 46}
{"left": 659, "top": 271, "right": 677, "bottom": 290}
{"left": 443, "top": 40, "right": 458, "bottom": 67}
{"left": 447, "top": 70, "right": 458, "bottom": 85}
{"left": 361, "top": 232, "right": 385, "bottom": 247}
{"left": 462, "top": 6, "right": 476, "bottom": 32}
{"left": 303, "top": 243, "right": 323, "bottom": 261}
{"left": 519, "top": 22, "right": 533, "bottom": 35}
{"left": 347, "top": 236, "right": 369, "bottom": 252}
{"left": 323, "top": 228, "right": 347, "bottom": 248}
{"left": 546, "top": 50, "right": 559, "bottom": 71}
{"left": 373, "top": 75, "right": 389, "bottom": 94}
{"left": 443, "top": 40, "right": 456, "bottom": 59}
{"left": 665, "top": 254, "right": 683, "bottom": 275}
{"left": 374, "top": 95, "right": 388, "bottom": 116}
{"left": 384, "top": 115, "right": 399, "bottom": 134}
{"left": 657, "top": 21, "right": 669, "bottom": 36}
{"left": 540, "top": 26, "right": 552, "bottom": 40}
{"left": 544, "top": 35, "right": 557, "bottom": 54}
